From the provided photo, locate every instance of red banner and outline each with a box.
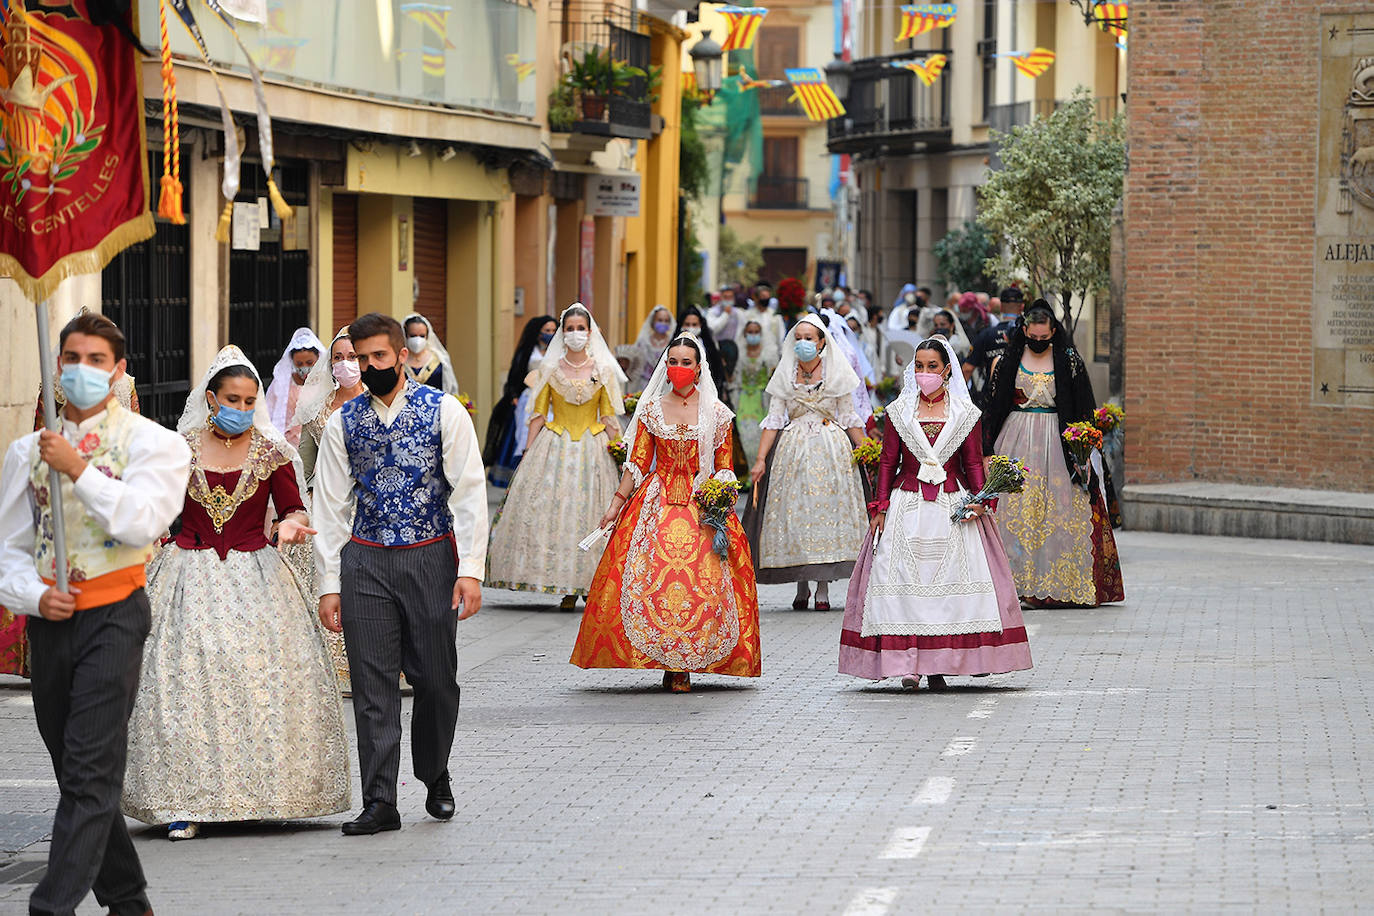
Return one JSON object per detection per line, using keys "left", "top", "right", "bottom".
{"left": 0, "top": 1, "right": 152, "bottom": 301}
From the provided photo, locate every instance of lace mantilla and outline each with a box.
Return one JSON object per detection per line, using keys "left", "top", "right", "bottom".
{"left": 186, "top": 430, "right": 291, "bottom": 533}
{"left": 641, "top": 396, "right": 734, "bottom": 448}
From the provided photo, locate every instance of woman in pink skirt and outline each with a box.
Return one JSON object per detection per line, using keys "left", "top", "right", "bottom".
{"left": 841, "top": 337, "right": 1031, "bottom": 690}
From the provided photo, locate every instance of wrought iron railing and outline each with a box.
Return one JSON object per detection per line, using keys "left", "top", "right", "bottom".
{"left": 987, "top": 95, "right": 1121, "bottom": 133}
{"left": 750, "top": 176, "right": 810, "bottom": 210}
{"left": 555, "top": 2, "right": 653, "bottom": 139}
{"left": 826, "top": 51, "right": 952, "bottom": 154}
{"left": 757, "top": 85, "right": 802, "bottom": 116}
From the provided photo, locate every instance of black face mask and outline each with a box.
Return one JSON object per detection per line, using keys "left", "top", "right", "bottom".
{"left": 933, "top": 327, "right": 952, "bottom": 338}
{"left": 361, "top": 363, "right": 401, "bottom": 395}
{"left": 1025, "top": 338, "right": 1052, "bottom": 354}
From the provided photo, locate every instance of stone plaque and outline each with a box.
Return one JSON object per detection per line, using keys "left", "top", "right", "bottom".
{"left": 1316, "top": 14, "right": 1374, "bottom": 408}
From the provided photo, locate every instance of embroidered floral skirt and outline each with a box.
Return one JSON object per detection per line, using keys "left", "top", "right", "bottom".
{"left": 279, "top": 537, "right": 350, "bottom": 690}
{"left": 122, "top": 545, "right": 351, "bottom": 824}
{"left": 571, "top": 475, "right": 761, "bottom": 676}
{"left": 487, "top": 427, "right": 620, "bottom": 596}
{"left": 840, "top": 492, "right": 1032, "bottom": 679}
{"left": 994, "top": 412, "right": 1124, "bottom": 607}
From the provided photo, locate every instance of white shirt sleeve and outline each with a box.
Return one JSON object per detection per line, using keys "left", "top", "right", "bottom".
{"left": 440, "top": 394, "right": 489, "bottom": 581}
{"left": 0, "top": 437, "right": 45, "bottom": 614}
{"left": 70, "top": 424, "right": 191, "bottom": 546}
{"left": 760, "top": 392, "right": 792, "bottom": 430}
{"left": 706, "top": 306, "right": 732, "bottom": 337}
{"left": 312, "top": 410, "right": 354, "bottom": 598}
{"left": 887, "top": 306, "right": 909, "bottom": 331}
{"left": 834, "top": 394, "right": 864, "bottom": 430}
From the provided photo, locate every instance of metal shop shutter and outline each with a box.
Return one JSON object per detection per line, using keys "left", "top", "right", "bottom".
{"left": 412, "top": 198, "right": 448, "bottom": 341}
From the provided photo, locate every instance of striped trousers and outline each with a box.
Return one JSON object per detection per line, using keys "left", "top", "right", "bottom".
{"left": 340, "top": 538, "right": 460, "bottom": 807}
{"left": 26, "top": 590, "right": 152, "bottom": 916}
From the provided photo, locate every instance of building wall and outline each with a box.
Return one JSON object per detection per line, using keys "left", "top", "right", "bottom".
{"left": 1123, "top": 1, "right": 1374, "bottom": 491}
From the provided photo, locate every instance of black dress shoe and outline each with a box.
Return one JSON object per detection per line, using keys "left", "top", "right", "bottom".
{"left": 341, "top": 800, "right": 401, "bottom": 836}
{"left": 425, "top": 772, "right": 455, "bottom": 820}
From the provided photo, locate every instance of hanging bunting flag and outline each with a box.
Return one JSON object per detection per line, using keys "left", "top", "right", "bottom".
{"left": 402, "top": 3, "right": 457, "bottom": 48}
{"left": 0, "top": 0, "right": 154, "bottom": 300}
{"left": 505, "top": 53, "right": 536, "bottom": 82}
{"left": 785, "top": 68, "right": 845, "bottom": 121}
{"left": 891, "top": 53, "right": 948, "bottom": 86}
{"left": 895, "top": 4, "right": 956, "bottom": 43}
{"left": 1091, "top": 1, "right": 1128, "bottom": 39}
{"left": 719, "top": 6, "right": 769, "bottom": 52}
{"left": 737, "top": 65, "right": 785, "bottom": 91}
{"left": 997, "top": 47, "right": 1056, "bottom": 78}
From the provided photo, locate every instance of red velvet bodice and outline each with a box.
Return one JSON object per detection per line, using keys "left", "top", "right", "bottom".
{"left": 869, "top": 415, "right": 988, "bottom": 513}
{"left": 174, "top": 462, "right": 305, "bottom": 560}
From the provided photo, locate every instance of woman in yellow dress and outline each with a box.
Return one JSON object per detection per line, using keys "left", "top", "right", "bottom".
{"left": 571, "top": 333, "right": 761, "bottom": 693}
{"left": 486, "top": 304, "right": 626, "bottom": 609}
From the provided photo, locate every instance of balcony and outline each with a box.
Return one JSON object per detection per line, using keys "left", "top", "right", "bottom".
{"left": 826, "top": 52, "right": 951, "bottom": 155}
{"left": 987, "top": 95, "right": 1122, "bottom": 133}
{"left": 556, "top": 3, "right": 654, "bottom": 141}
{"left": 749, "top": 176, "right": 810, "bottom": 210}
{"left": 757, "top": 85, "right": 803, "bottom": 117}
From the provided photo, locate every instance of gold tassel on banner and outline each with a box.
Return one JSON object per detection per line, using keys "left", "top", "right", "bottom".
{"left": 215, "top": 200, "right": 233, "bottom": 243}
{"left": 266, "top": 177, "right": 293, "bottom": 222}
{"left": 157, "top": 0, "right": 186, "bottom": 223}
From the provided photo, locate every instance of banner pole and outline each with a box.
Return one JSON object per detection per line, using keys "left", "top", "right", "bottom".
{"left": 35, "top": 303, "right": 69, "bottom": 594}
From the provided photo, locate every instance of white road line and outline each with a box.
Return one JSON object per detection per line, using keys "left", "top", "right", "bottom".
{"left": 941, "top": 736, "right": 977, "bottom": 757}
{"left": 911, "top": 776, "right": 954, "bottom": 805}
{"left": 843, "top": 887, "right": 899, "bottom": 916}
{"left": 967, "top": 698, "right": 998, "bottom": 719}
{"left": 880, "top": 826, "right": 932, "bottom": 860}
{"left": 0, "top": 778, "right": 58, "bottom": 788}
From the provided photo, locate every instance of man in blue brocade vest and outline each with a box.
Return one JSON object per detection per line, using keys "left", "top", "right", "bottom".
{"left": 313, "top": 312, "right": 489, "bottom": 836}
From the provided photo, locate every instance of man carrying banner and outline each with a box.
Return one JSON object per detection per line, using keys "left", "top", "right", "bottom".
{"left": 0, "top": 314, "right": 191, "bottom": 916}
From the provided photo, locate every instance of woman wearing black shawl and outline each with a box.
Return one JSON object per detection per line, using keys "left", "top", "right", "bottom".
{"left": 981, "top": 301, "right": 1124, "bottom": 608}
{"left": 484, "top": 314, "right": 556, "bottom": 486}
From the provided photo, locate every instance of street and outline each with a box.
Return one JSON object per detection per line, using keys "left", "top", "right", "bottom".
{"left": 2, "top": 529, "right": 1372, "bottom": 914}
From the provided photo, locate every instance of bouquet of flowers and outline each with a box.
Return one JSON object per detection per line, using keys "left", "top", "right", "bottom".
{"left": 775, "top": 277, "right": 808, "bottom": 323}
{"left": 693, "top": 478, "right": 741, "bottom": 560}
{"left": 949, "top": 454, "right": 1028, "bottom": 522}
{"left": 606, "top": 438, "right": 628, "bottom": 466}
{"left": 623, "top": 392, "right": 640, "bottom": 415}
{"left": 1092, "top": 402, "right": 1125, "bottom": 459}
{"left": 1062, "top": 421, "right": 1103, "bottom": 490}
{"left": 874, "top": 376, "right": 901, "bottom": 405}
{"left": 457, "top": 393, "right": 477, "bottom": 417}
{"left": 851, "top": 437, "right": 882, "bottom": 470}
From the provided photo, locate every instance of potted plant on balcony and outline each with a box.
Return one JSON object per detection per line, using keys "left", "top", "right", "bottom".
{"left": 568, "top": 48, "right": 644, "bottom": 120}
{"left": 549, "top": 80, "right": 577, "bottom": 132}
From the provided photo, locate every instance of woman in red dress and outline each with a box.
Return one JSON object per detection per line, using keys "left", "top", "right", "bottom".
{"left": 571, "top": 333, "right": 761, "bottom": 692}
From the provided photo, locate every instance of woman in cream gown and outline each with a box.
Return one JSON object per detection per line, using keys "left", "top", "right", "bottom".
{"left": 486, "top": 304, "right": 627, "bottom": 609}
{"left": 743, "top": 315, "right": 868, "bottom": 611}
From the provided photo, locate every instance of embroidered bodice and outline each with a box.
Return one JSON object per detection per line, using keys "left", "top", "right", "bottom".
{"left": 533, "top": 369, "right": 616, "bottom": 442}
{"left": 405, "top": 352, "right": 445, "bottom": 391}
{"left": 760, "top": 370, "right": 863, "bottom": 431}
{"left": 1015, "top": 365, "right": 1057, "bottom": 409}
{"left": 342, "top": 381, "right": 452, "bottom": 546}
{"left": 177, "top": 431, "right": 304, "bottom": 560}
{"left": 871, "top": 411, "right": 988, "bottom": 510}
{"left": 626, "top": 399, "right": 734, "bottom": 506}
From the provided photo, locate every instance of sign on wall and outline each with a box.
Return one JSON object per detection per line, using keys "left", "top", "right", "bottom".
{"left": 1316, "top": 13, "right": 1374, "bottom": 408}
{"left": 585, "top": 174, "right": 640, "bottom": 218}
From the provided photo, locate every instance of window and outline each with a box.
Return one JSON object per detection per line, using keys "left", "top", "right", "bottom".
{"left": 755, "top": 25, "right": 799, "bottom": 78}
{"left": 978, "top": 0, "right": 998, "bottom": 121}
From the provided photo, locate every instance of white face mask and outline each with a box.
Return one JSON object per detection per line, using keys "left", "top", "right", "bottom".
{"left": 406, "top": 335, "right": 428, "bottom": 354}
{"left": 564, "top": 330, "right": 590, "bottom": 352}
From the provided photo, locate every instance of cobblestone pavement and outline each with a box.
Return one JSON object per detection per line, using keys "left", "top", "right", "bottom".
{"left": 2, "top": 530, "right": 1372, "bottom": 914}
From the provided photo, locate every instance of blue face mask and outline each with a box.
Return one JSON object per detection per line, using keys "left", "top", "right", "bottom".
{"left": 210, "top": 399, "right": 255, "bottom": 436}
{"left": 539, "top": 331, "right": 554, "bottom": 346}
{"left": 59, "top": 363, "right": 113, "bottom": 410}
{"left": 794, "top": 339, "right": 819, "bottom": 362}
{"left": 744, "top": 333, "right": 763, "bottom": 346}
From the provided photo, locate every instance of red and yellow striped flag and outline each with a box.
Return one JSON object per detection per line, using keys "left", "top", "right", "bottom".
{"left": 785, "top": 68, "right": 845, "bottom": 120}
{"left": 719, "top": 6, "right": 769, "bottom": 52}
{"left": 1092, "top": 2, "right": 1128, "bottom": 38}
{"left": 505, "top": 53, "right": 535, "bottom": 81}
{"left": 895, "top": 3, "right": 956, "bottom": 43}
{"left": 402, "top": 3, "right": 457, "bottom": 49}
{"left": 1004, "top": 47, "right": 1056, "bottom": 78}
{"left": 894, "top": 53, "right": 948, "bottom": 86}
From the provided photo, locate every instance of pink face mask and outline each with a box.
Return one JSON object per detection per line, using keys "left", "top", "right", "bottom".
{"left": 914, "top": 372, "right": 946, "bottom": 396}
{"left": 332, "top": 358, "right": 361, "bottom": 388}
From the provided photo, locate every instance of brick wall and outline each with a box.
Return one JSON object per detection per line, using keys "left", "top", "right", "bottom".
{"left": 1124, "top": 0, "right": 1374, "bottom": 492}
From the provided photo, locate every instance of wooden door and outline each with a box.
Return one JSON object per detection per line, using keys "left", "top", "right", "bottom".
{"left": 412, "top": 198, "right": 449, "bottom": 340}
{"left": 331, "top": 193, "right": 358, "bottom": 331}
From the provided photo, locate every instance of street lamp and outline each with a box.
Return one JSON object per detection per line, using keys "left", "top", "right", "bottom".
{"left": 690, "top": 29, "right": 723, "bottom": 102}
{"left": 824, "top": 52, "right": 851, "bottom": 102}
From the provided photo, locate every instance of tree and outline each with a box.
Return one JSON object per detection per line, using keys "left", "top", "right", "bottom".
{"left": 977, "top": 87, "right": 1125, "bottom": 335}
{"left": 932, "top": 221, "right": 998, "bottom": 294}
{"left": 717, "top": 224, "right": 764, "bottom": 288}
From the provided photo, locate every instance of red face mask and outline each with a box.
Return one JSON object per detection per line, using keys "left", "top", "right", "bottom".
{"left": 666, "top": 365, "right": 697, "bottom": 391}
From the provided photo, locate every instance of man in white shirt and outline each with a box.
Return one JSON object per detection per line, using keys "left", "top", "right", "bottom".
{"left": 313, "top": 312, "right": 488, "bottom": 836}
{"left": 0, "top": 313, "right": 190, "bottom": 916}
{"left": 706, "top": 284, "right": 743, "bottom": 341}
